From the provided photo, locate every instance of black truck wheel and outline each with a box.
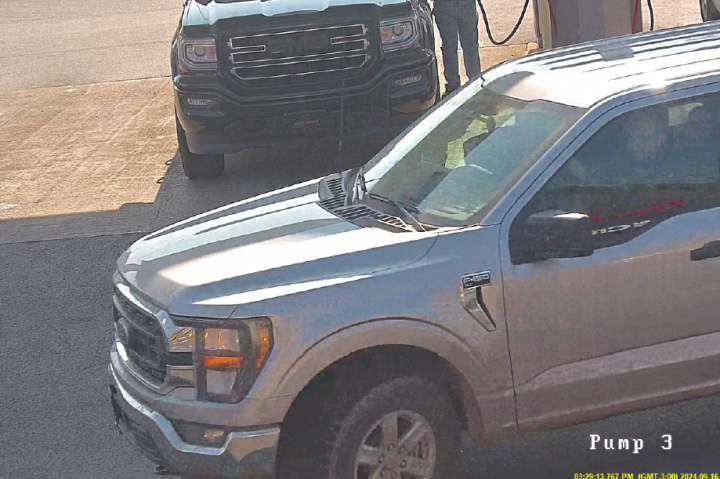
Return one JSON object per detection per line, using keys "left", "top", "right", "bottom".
{"left": 175, "top": 116, "right": 225, "bottom": 180}
{"left": 701, "top": 0, "right": 720, "bottom": 20}
{"left": 279, "top": 376, "right": 461, "bottom": 479}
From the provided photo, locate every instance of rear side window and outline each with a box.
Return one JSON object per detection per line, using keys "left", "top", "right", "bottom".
{"left": 511, "top": 92, "right": 720, "bottom": 260}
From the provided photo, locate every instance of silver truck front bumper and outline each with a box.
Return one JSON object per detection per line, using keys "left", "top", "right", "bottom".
{"left": 109, "top": 365, "right": 280, "bottom": 479}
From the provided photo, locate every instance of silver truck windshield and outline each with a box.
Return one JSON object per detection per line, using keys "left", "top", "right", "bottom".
{"left": 364, "top": 82, "right": 585, "bottom": 227}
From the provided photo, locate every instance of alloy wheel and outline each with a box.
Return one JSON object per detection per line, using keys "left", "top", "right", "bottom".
{"left": 353, "top": 410, "right": 437, "bottom": 479}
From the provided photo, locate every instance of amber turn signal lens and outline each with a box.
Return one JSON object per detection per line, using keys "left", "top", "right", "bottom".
{"left": 257, "top": 334, "right": 271, "bottom": 369}
{"left": 203, "top": 355, "right": 243, "bottom": 369}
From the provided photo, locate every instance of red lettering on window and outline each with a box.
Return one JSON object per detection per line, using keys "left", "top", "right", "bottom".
{"left": 590, "top": 198, "right": 687, "bottom": 223}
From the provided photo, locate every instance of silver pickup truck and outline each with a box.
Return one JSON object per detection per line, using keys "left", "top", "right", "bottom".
{"left": 109, "top": 23, "right": 720, "bottom": 479}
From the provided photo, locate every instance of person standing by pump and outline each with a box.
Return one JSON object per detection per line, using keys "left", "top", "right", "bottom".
{"left": 432, "top": 0, "right": 482, "bottom": 98}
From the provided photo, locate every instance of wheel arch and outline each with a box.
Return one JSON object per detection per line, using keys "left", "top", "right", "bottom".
{"left": 274, "top": 318, "right": 487, "bottom": 440}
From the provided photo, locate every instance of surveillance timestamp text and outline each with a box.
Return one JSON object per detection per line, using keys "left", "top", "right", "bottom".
{"left": 574, "top": 474, "right": 720, "bottom": 479}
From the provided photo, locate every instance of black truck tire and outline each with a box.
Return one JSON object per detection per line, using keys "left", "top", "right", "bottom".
{"left": 278, "top": 375, "right": 461, "bottom": 479}
{"left": 701, "top": 0, "right": 720, "bottom": 20}
{"left": 175, "top": 116, "right": 225, "bottom": 180}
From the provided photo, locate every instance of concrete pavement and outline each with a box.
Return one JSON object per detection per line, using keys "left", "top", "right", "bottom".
{"left": 0, "top": 0, "right": 180, "bottom": 92}
{"left": 0, "top": 76, "right": 384, "bottom": 243}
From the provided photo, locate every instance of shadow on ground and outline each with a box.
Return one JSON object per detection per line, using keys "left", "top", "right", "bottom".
{"left": 0, "top": 136, "right": 385, "bottom": 245}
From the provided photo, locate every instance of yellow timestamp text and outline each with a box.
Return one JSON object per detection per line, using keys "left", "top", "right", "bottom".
{"left": 574, "top": 474, "right": 720, "bottom": 479}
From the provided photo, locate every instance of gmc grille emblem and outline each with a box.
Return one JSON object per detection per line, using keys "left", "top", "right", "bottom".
{"left": 268, "top": 34, "right": 329, "bottom": 55}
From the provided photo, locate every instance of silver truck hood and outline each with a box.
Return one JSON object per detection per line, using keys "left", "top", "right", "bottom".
{"left": 117, "top": 180, "right": 435, "bottom": 318}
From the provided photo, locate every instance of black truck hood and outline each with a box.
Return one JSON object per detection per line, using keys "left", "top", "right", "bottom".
{"left": 185, "top": 0, "right": 410, "bottom": 29}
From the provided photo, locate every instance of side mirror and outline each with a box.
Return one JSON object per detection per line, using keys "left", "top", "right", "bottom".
{"left": 521, "top": 210, "right": 595, "bottom": 262}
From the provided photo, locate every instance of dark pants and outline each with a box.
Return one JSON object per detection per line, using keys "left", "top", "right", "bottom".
{"left": 434, "top": 0, "right": 482, "bottom": 90}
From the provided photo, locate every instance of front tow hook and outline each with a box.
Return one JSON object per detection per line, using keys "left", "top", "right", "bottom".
{"left": 154, "top": 465, "right": 175, "bottom": 476}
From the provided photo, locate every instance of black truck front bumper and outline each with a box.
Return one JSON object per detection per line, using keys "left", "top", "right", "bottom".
{"left": 175, "top": 56, "right": 438, "bottom": 155}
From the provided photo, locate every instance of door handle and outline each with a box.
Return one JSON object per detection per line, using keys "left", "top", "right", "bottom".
{"left": 691, "top": 240, "right": 720, "bottom": 261}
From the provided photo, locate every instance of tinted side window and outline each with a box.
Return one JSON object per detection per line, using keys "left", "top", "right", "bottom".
{"left": 510, "top": 94, "right": 720, "bottom": 264}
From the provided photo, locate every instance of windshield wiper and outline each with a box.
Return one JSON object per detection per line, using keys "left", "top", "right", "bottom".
{"left": 342, "top": 167, "right": 367, "bottom": 205}
{"left": 348, "top": 168, "right": 427, "bottom": 232}
{"left": 367, "top": 193, "right": 427, "bottom": 232}
{"left": 355, "top": 167, "right": 368, "bottom": 196}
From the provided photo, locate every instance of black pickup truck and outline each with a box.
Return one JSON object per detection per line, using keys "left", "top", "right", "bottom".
{"left": 172, "top": 0, "right": 439, "bottom": 179}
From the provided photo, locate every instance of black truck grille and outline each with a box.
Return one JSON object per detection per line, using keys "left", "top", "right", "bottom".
{"left": 114, "top": 291, "right": 167, "bottom": 385}
{"left": 228, "top": 23, "right": 370, "bottom": 86}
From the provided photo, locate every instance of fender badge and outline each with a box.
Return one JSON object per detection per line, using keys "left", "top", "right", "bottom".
{"left": 461, "top": 270, "right": 492, "bottom": 290}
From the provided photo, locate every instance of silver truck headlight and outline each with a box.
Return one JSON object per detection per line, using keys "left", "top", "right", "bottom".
{"left": 380, "top": 15, "right": 418, "bottom": 51}
{"left": 190, "top": 317, "right": 273, "bottom": 403}
{"left": 179, "top": 35, "right": 218, "bottom": 71}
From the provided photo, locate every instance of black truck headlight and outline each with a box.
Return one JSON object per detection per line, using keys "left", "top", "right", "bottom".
{"left": 179, "top": 36, "right": 218, "bottom": 71}
{"left": 380, "top": 16, "right": 418, "bottom": 51}
{"left": 192, "top": 317, "right": 273, "bottom": 403}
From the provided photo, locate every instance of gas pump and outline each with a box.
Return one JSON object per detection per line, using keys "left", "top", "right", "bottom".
{"left": 475, "top": 0, "right": 655, "bottom": 50}
{"left": 532, "top": 0, "right": 654, "bottom": 49}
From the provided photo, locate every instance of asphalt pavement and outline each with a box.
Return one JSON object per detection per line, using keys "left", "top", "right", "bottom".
{"left": 2, "top": 217, "right": 720, "bottom": 479}
{"left": 0, "top": 0, "right": 181, "bottom": 92}
{"left": 2, "top": 0, "right": 720, "bottom": 477}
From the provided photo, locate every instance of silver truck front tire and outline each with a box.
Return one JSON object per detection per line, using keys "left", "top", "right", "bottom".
{"left": 278, "top": 376, "right": 461, "bottom": 479}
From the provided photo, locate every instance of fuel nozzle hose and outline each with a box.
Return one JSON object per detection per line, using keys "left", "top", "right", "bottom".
{"left": 634, "top": 0, "right": 655, "bottom": 32}
{"left": 476, "top": 0, "right": 531, "bottom": 46}
{"left": 647, "top": 0, "right": 655, "bottom": 31}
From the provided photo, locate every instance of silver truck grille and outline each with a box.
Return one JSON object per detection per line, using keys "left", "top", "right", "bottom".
{"left": 228, "top": 24, "right": 370, "bottom": 84}
{"left": 113, "top": 291, "right": 167, "bottom": 385}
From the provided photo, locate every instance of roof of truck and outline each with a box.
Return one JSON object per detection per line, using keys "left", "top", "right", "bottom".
{"left": 483, "top": 22, "right": 720, "bottom": 109}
